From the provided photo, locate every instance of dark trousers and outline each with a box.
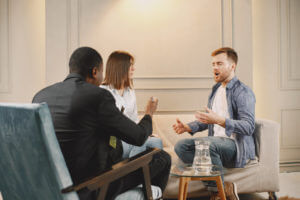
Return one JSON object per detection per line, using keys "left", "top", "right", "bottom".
{"left": 78, "top": 150, "right": 171, "bottom": 200}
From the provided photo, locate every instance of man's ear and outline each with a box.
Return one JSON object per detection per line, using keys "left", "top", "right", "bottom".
{"left": 231, "top": 63, "right": 236, "bottom": 71}
{"left": 91, "top": 67, "right": 98, "bottom": 78}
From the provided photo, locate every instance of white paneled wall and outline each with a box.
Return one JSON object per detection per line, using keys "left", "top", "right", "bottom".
{"left": 280, "top": 0, "right": 300, "bottom": 90}
{"left": 0, "top": 0, "right": 45, "bottom": 102}
{"left": 253, "top": 0, "right": 300, "bottom": 171}
{"left": 279, "top": 0, "right": 300, "bottom": 169}
{"left": 45, "top": 0, "right": 253, "bottom": 113}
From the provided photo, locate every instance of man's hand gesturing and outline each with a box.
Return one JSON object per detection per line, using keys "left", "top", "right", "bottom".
{"left": 172, "top": 118, "right": 191, "bottom": 134}
{"left": 195, "top": 107, "right": 225, "bottom": 128}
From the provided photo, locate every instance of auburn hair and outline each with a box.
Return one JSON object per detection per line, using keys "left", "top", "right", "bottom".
{"left": 211, "top": 47, "right": 238, "bottom": 64}
{"left": 102, "top": 51, "right": 134, "bottom": 89}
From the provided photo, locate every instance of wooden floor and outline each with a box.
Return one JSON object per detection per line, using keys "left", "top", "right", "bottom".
{"left": 0, "top": 172, "right": 299, "bottom": 200}
{"left": 166, "top": 172, "right": 300, "bottom": 200}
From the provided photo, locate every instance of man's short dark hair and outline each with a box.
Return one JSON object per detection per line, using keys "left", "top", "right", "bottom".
{"left": 69, "top": 47, "right": 103, "bottom": 78}
{"left": 211, "top": 47, "right": 238, "bottom": 64}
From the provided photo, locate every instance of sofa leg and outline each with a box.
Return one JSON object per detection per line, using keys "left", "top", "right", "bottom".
{"left": 268, "top": 192, "right": 277, "bottom": 200}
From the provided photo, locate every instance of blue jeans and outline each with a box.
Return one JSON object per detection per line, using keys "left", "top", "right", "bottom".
{"left": 174, "top": 137, "right": 237, "bottom": 190}
{"left": 122, "top": 137, "right": 163, "bottom": 159}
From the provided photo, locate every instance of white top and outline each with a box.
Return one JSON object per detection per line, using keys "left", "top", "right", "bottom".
{"left": 211, "top": 85, "right": 234, "bottom": 139}
{"left": 100, "top": 85, "right": 139, "bottom": 123}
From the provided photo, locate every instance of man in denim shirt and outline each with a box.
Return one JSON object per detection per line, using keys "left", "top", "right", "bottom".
{"left": 173, "top": 47, "right": 256, "bottom": 200}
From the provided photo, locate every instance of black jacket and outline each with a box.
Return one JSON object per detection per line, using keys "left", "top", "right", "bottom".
{"left": 32, "top": 73, "right": 152, "bottom": 185}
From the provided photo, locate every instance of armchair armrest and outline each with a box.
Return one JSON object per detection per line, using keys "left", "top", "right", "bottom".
{"left": 61, "top": 148, "right": 161, "bottom": 200}
{"left": 255, "top": 118, "right": 280, "bottom": 165}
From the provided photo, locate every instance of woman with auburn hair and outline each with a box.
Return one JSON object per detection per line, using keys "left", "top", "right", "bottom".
{"left": 101, "top": 50, "right": 163, "bottom": 158}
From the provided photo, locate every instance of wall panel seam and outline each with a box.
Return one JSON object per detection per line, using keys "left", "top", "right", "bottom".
{"left": 279, "top": 0, "right": 300, "bottom": 90}
{"left": 280, "top": 108, "right": 300, "bottom": 149}
{"left": 0, "top": 0, "right": 10, "bottom": 93}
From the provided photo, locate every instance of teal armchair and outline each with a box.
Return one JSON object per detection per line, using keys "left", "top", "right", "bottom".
{"left": 0, "top": 103, "right": 161, "bottom": 200}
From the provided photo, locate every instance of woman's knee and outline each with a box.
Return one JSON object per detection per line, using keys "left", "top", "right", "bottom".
{"left": 146, "top": 137, "right": 163, "bottom": 149}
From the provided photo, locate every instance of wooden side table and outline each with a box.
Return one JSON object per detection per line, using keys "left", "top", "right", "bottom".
{"left": 171, "top": 164, "right": 226, "bottom": 200}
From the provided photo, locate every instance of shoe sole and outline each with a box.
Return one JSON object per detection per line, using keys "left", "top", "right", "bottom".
{"left": 232, "top": 182, "right": 239, "bottom": 200}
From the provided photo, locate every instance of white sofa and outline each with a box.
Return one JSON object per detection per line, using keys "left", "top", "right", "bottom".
{"left": 151, "top": 114, "right": 280, "bottom": 199}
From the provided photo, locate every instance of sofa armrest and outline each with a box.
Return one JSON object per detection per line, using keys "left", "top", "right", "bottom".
{"left": 152, "top": 114, "right": 208, "bottom": 148}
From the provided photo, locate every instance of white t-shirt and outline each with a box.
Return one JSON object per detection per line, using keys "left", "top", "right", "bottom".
{"left": 211, "top": 85, "right": 234, "bottom": 139}
{"left": 100, "top": 85, "right": 139, "bottom": 123}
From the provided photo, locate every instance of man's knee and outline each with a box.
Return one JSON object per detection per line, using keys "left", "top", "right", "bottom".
{"left": 154, "top": 150, "right": 171, "bottom": 168}
{"left": 175, "top": 139, "right": 194, "bottom": 155}
{"left": 209, "top": 142, "right": 218, "bottom": 156}
{"left": 161, "top": 150, "right": 171, "bottom": 167}
{"left": 174, "top": 139, "right": 186, "bottom": 156}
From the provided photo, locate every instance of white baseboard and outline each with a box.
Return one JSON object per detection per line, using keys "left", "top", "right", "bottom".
{"left": 280, "top": 162, "right": 300, "bottom": 172}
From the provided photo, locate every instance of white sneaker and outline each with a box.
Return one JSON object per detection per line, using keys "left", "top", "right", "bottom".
{"left": 224, "top": 182, "right": 239, "bottom": 200}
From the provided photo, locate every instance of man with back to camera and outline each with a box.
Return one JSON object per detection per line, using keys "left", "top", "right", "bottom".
{"left": 32, "top": 47, "right": 171, "bottom": 200}
{"left": 173, "top": 47, "right": 256, "bottom": 200}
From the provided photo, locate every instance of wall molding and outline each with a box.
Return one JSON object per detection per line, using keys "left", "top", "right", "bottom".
{"left": 279, "top": 0, "right": 300, "bottom": 90}
{"left": 0, "top": 0, "right": 10, "bottom": 93}
{"left": 66, "top": 0, "right": 79, "bottom": 58}
{"left": 134, "top": 76, "right": 213, "bottom": 90}
{"left": 134, "top": 76, "right": 213, "bottom": 79}
{"left": 280, "top": 108, "right": 300, "bottom": 149}
{"left": 64, "top": 0, "right": 249, "bottom": 113}
{"left": 135, "top": 88, "right": 211, "bottom": 91}
{"left": 74, "top": 0, "right": 232, "bottom": 78}
{"left": 64, "top": 0, "right": 234, "bottom": 78}
{"left": 287, "top": 0, "right": 300, "bottom": 81}
{"left": 72, "top": 0, "right": 233, "bottom": 54}
{"left": 221, "top": 0, "right": 233, "bottom": 47}
{"left": 46, "top": 0, "right": 80, "bottom": 85}
{"left": 138, "top": 110, "right": 199, "bottom": 115}
{"left": 280, "top": 161, "right": 300, "bottom": 172}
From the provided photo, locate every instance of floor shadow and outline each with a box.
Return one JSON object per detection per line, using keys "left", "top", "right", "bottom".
{"left": 165, "top": 193, "right": 267, "bottom": 200}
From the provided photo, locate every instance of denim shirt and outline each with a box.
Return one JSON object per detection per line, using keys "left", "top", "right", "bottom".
{"left": 188, "top": 76, "right": 256, "bottom": 168}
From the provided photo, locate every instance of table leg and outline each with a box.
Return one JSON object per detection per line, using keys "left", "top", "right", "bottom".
{"left": 215, "top": 176, "right": 226, "bottom": 200}
{"left": 178, "top": 177, "right": 190, "bottom": 200}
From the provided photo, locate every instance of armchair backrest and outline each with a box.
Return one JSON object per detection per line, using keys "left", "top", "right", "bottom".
{"left": 253, "top": 121, "right": 263, "bottom": 158}
{"left": 253, "top": 118, "right": 280, "bottom": 164}
{"left": 0, "top": 103, "right": 78, "bottom": 200}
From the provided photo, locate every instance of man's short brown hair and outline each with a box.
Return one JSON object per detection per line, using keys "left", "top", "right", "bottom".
{"left": 211, "top": 47, "right": 238, "bottom": 64}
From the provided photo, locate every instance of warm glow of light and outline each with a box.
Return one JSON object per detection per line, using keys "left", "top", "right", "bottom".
{"left": 124, "top": 0, "right": 163, "bottom": 12}
{"left": 87, "top": 0, "right": 217, "bottom": 79}
{"left": 116, "top": 0, "right": 173, "bottom": 23}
